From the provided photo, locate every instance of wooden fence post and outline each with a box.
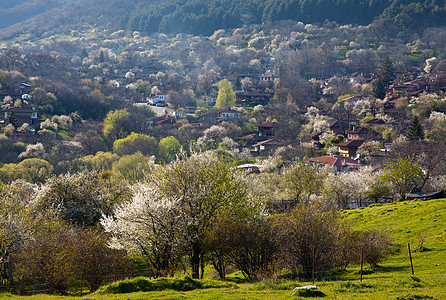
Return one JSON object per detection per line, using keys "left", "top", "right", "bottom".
{"left": 408, "top": 243, "right": 414, "bottom": 275}
{"left": 360, "top": 248, "right": 364, "bottom": 282}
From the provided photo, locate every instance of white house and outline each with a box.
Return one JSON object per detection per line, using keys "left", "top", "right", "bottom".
{"left": 259, "top": 74, "right": 275, "bottom": 82}
{"left": 148, "top": 94, "right": 168, "bottom": 105}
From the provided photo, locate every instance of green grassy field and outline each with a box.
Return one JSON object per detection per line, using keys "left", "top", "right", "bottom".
{"left": 1, "top": 198, "right": 445, "bottom": 299}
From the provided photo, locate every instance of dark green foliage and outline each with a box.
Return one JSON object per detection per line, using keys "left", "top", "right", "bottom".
{"left": 119, "top": 0, "right": 446, "bottom": 35}
{"left": 406, "top": 116, "right": 424, "bottom": 141}
{"left": 7, "top": 111, "right": 18, "bottom": 127}
{"left": 295, "top": 288, "right": 326, "bottom": 297}
{"left": 372, "top": 78, "right": 386, "bottom": 100}
{"left": 380, "top": 57, "right": 395, "bottom": 86}
{"left": 96, "top": 276, "right": 235, "bottom": 294}
{"left": 373, "top": 57, "right": 395, "bottom": 99}
{"left": 81, "top": 48, "right": 88, "bottom": 58}
{"left": 396, "top": 294, "right": 434, "bottom": 300}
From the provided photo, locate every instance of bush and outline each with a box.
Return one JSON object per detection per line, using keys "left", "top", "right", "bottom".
{"left": 294, "top": 288, "right": 326, "bottom": 297}
{"left": 96, "top": 276, "right": 236, "bottom": 294}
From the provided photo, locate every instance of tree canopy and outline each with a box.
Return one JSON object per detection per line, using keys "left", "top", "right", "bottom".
{"left": 215, "top": 79, "right": 236, "bottom": 110}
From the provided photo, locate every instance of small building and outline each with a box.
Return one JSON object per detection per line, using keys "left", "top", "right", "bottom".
{"left": 347, "top": 127, "right": 378, "bottom": 140}
{"left": 405, "top": 191, "right": 444, "bottom": 201}
{"left": 259, "top": 74, "right": 275, "bottom": 82}
{"left": 309, "top": 131, "right": 324, "bottom": 149}
{"left": 337, "top": 139, "right": 365, "bottom": 158}
{"left": 252, "top": 139, "right": 285, "bottom": 156}
{"left": 236, "top": 164, "right": 262, "bottom": 174}
{"left": 257, "top": 122, "right": 278, "bottom": 140}
{"left": 151, "top": 114, "right": 176, "bottom": 127}
{"left": 0, "top": 106, "right": 39, "bottom": 127}
{"left": 306, "top": 155, "right": 363, "bottom": 172}
{"left": 148, "top": 94, "right": 168, "bottom": 105}
{"left": 217, "top": 109, "right": 242, "bottom": 121}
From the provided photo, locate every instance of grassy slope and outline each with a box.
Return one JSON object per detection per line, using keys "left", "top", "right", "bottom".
{"left": 1, "top": 199, "right": 445, "bottom": 299}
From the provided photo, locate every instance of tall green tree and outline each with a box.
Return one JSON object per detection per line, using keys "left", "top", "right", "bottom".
{"left": 406, "top": 115, "right": 424, "bottom": 141}
{"left": 103, "top": 109, "right": 132, "bottom": 143}
{"left": 373, "top": 57, "right": 395, "bottom": 100}
{"left": 380, "top": 155, "right": 422, "bottom": 200}
{"left": 215, "top": 79, "right": 236, "bottom": 110}
{"left": 280, "top": 163, "right": 325, "bottom": 204}
{"left": 159, "top": 136, "right": 181, "bottom": 163}
{"left": 112, "top": 152, "right": 155, "bottom": 183}
{"left": 113, "top": 132, "right": 159, "bottom": 157}
{"left": 372, "top": 78, "right": 386, "bottom": 99}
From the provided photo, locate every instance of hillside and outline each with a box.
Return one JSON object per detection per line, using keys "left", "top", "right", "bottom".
{"left": 0, "top": 0, "right": 76, "bottom": 30}
{"left": 1, "top": 199, "right": 444, "bottom": 299}
{"left": 1, "top": 0, "right": 446, "bottom": 40}
{"left": 343, "top": 199, "right": 446, "bottom": 281}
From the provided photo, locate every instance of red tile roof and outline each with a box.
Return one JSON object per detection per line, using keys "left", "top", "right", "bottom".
{"left": 307, "top": 155, "right": 362, "bottom": 167}
{"left": 336, "top": 139, "right": 365, "bottom": 147}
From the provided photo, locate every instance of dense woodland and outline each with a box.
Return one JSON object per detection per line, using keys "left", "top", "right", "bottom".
{"left": 121, "top": 0, "right": 446, "bottom": 35}
{"left": 0, "top": 0, "right": 446, "bottom": 295}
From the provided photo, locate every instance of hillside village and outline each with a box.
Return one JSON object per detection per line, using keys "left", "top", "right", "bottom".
{"left": 1, "top": 10, "right": 446, "bottom": 295}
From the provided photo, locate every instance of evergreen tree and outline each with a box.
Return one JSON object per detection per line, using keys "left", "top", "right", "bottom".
{"left": 81, "top": 48, "right": 88, "bottom": 58}
{"left": 7, "top": 112, "right": 18, "bottom": 127}
{"left": 235, "top": 75, "right": 241, "bottom": 89}
{"left": 99, "top": 50, "right": 105, "bottom": 63}
{"left": 406, "top": 115, "right": 424, "bottom": 141}
{"left": 379, "top": 57, "right": 395, "bottom": 87}
{"left": 373, "top": 57, "right": 395, "bottom": 100}
{"left": 372, "top": 78, "right": 386, "bottom": 100}
{"left": 215, "top": 79, "right": 236, "bottom": 110}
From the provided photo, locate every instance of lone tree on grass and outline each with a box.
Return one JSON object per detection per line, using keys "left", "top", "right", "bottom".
{"left": 380, "top": 155, "right": 422, "bottom": 200}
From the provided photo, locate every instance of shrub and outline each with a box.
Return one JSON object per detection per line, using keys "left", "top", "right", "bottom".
{"left": 96, "top": 276, "right": 236, "bottom": 294}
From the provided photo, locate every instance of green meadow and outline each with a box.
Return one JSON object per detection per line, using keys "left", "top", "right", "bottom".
{"left": 2, "top": 198, "right": 445, "bottom": 299}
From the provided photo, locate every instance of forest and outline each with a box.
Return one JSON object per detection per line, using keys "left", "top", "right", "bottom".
{"left": 120, "top": 0, "right": 446, "bottom": 35}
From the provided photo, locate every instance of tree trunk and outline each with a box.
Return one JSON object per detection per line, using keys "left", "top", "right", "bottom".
{"left": 191, "top": 244, "right": 201, "bottom": 279}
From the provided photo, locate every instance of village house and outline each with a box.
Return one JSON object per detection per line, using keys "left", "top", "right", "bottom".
{"left": 148, "top": 93, "right": 168, "bottom": 105}
{"left": 257, "top": 121, "right": 278, "bottom": 140}
{"left": 306, "top": 155, "right": 363, "bottom": 172}
{"left": 259, "top": 74, "right": 275, "bottom": 82}
{"left": 217, "top": 109, "right": 242, "bottom": 121}
{"left": 0, "top": 106, "right": 39, "bottom": 128}
{"left": 251, "top": 139, "right": 284, "bottom": 156}
{"left": 150, "top": 114, "right": 176, "bottom": 127}
{"left": 347, "top": 126, "right": 378, "bottom": 140}
{"left": 336, "top": 139, "right": 365, "bottom": 158}
{"left": 309, "top": 131, "right": 324, "bottom": 148}
{"left": 235, "top": 91, "right": 272, "bottom": 106}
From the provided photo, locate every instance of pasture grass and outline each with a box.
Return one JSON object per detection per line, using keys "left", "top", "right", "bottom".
{"left": 1, "top": 198, "right": 445, "bottom": 299}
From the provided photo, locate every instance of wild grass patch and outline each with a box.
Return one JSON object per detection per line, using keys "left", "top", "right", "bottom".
{"left": 95, "top": 276, "right": 236, "bottom": 294}
{"left": 334, "top": 280, "right": 376, "bottom": 293}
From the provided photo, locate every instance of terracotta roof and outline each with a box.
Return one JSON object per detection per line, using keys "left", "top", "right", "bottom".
{"left": 235, "top": 133, "right": 257, "bottom": 140}
{"left": 336, "top": 139, "right": 365, "bottom": 147}
{"left": 258, "top": 121, "right": 277, "bottom": 128}
{"left": 306, "top": 155, "right": 362, "bottom": 167}
{"left": 252, "top": 138, "right": 284, "bottom": 148}
{"left": 347, "top": 127, "right": 370, "bottom": 134}
{"left": 309, "top": 131, "right": 324, "bottom": 139}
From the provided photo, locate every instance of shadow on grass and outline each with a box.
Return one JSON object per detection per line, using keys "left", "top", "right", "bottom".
{"left": 294, "top": 289, "right": 326, "bottom": 298}
{"left": 374, "top": 265, "right": 408, "bottom": 273}
{"left": 225, "top": 272, "right": 252, "bottom": 284}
